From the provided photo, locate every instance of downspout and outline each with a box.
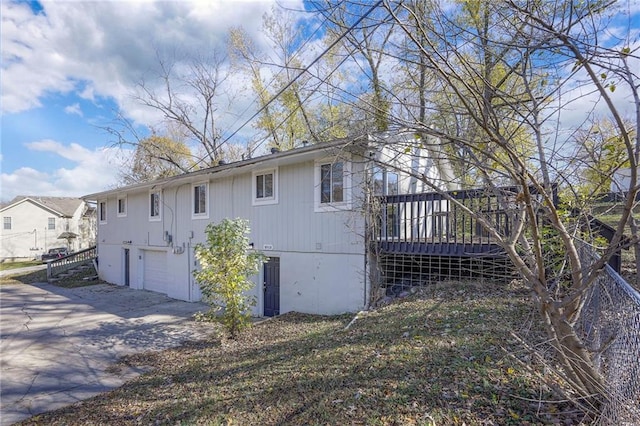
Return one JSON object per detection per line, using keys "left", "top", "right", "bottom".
{"left": 174, "top": 182, "right": 190, "bottom": 248}
{"left": 188, "top": 234, "right": 193, "bottom": 302}
{"left": 174, "top": 182, "right": 190, "bottom": 299}
{"left": 364, "top": 154, "right": 373, "bottom": 309}
{"left": 364, "top": 222, "right": 369, "bottom": 309}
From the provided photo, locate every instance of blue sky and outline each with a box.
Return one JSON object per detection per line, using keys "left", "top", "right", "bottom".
{"left": 1, "top": 0, "right": 306, "bottom": 202}
{"left": 3, "top": 91, "right": 120, "bottom": 174}
{"left": 1, "top": 0, "right": 639, "bottom": 203}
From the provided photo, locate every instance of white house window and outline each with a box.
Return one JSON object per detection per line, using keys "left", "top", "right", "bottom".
{"left": 3, "top": 217, "right": 11, "bottom": 230}
{"left": 321, "top": 162, "right": 343, "bottom": 203}
{"left": 315, "top": 159, "right": 352, "bottom": 212}
{"left": 252, "top": 168, "right": 278, "bottom": 206}
{"left": 48, "top": 217, "right": 56, "bottom": 230}
{"left": 192, "top": 183, "right": 208, "bottom": 218}
{"left": 387, "top": 172, "right": 399, "bottom": 195}
{"left": 117, "top": 196, "right": 127, "bottom": 217}
{"left": 373, "top": 167, "right": 399, "bottom": 196}
{"left": 98, "top": 201, "right": 107, "bottom": 224}
{"left": 149, "top": 191, "right": 161, "bottom": 221}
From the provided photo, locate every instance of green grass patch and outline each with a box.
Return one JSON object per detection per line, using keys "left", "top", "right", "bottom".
{"left": 18, "top": 280, "right": 587, "bottom": 425}
{"left": 0, "top": 260, "right": 40, "bottom": 271}
{"left": 0, "top": 266, "right": 102, "bottom": 288}
{"left": 594, "top": 213, "right": 629, "bottom": 231}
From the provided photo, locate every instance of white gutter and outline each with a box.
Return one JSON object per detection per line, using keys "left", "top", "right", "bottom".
{"left": 82, "top": 136, "right": 367, "bottom": 201}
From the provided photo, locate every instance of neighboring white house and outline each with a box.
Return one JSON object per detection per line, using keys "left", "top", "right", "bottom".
{"left": 610, "top": 167, "right": 635, "bottom": 193}
{"left": 82, "top": 132, "right": 455, "bottom": 316}
{"left": 0, "top": 196, "right": 96, "bottom": 261}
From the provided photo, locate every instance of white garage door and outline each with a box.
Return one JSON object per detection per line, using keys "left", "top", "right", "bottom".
{"left": 143, "top": 250, "right": 167, "bottom": 294}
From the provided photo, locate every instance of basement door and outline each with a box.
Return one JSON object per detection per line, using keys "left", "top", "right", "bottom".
{"left": 263, "top": 257, "right": 280, "bottom": 317}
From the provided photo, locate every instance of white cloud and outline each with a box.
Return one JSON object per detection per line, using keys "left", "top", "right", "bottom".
{"left": 1, "top": 141, "right": 131, "bottom": 202}
{"left": 64, "top": 103, "right": 83, "bottom": 116}
{"left": 0, "top": 0, "right": 304, "bottom": 130}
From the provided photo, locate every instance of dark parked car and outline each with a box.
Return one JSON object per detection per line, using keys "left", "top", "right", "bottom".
{"left": 41, "top": 247, "right": 69, "bottom": 263}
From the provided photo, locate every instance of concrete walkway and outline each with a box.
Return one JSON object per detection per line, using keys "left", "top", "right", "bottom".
{"left": 0, "top": 282, "right": 212, "bottom": 425}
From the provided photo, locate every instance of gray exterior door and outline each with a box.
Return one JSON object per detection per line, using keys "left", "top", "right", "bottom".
{"left": 263, "top": 257, "right": 280, "bottom": 317}
{"left": 124, "top": 248, "right": 130, "bottom": 287}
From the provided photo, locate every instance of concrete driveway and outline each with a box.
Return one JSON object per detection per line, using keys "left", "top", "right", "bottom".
{"left": 0, "top": 282, "right": 212, "bottom": 425}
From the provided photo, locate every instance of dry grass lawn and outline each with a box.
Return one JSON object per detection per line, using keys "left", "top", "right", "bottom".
{"left": 18, "top": 280, "right": 590, "bottom": 425}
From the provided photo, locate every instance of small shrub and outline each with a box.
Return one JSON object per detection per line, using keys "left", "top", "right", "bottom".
{"left": 193, "top": 218, "right": 266, "bottom": 338}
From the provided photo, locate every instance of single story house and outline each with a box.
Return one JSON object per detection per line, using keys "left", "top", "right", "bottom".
{"left": 0, "top": 196, "right": 96, "bottom": 261}
{"left": 82, "top": 132, "right": 455, "bottom": 316}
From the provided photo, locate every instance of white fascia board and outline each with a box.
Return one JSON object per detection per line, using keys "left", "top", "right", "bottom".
{"left": 83, "top": 137, "right": 367, "bottom": 200}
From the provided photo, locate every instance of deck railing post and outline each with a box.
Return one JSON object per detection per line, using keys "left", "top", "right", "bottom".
{"left": 46, "top": 245, "right": 97, "bottom": 280}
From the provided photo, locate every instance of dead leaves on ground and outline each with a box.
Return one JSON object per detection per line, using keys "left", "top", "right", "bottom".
{"left": 19, "top": 281, "right": 590, "bottom": 425}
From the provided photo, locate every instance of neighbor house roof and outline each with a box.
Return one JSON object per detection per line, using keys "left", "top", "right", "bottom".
{"left": 1, "top": 196, "right": 84, "bottom": 217}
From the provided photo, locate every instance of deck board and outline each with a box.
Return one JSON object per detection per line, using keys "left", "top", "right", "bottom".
{"left": 376, "top": 241, "right": 506, "bottom": 257}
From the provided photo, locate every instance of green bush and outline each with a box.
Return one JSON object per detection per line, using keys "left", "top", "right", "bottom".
{"left": 193, "top": 218, "right": 266, "bottom": 338}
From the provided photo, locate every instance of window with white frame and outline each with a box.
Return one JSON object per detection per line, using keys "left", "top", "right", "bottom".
{"left": 252, "top": 168, "right": 278, "bottom": 205}
{"left": 192, "top": 183, "right": 208, "bottom": 218}
{"left": 315, "top": 159, "right": 351, "bottom": 212}
{"left": 321, "top": 162, "right": 343, "bottom": 203}
{"left": 372, "top": 167, "right": 399, "bottom": 196}
{"left": 372, "top": 166, "right": 401, "bottom": 238}
{"left": 149, "top": 191, "right": 161, "bottom": 221}
{"left": 3, "top": 217, "right": 11, "bottom": 230}
{"left": 48, "top": 217, "right": 56, "bottom": 230}
{"left": 117, "top": 196, "right": 127, "bottom": 217}
{"left": 98, "top": 201, "right": 107, "bottom": 223}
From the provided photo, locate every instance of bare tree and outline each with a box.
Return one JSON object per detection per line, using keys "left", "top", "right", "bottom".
{"left": 371, "top": 0, "right": 640, "bottom": 413}
{"left": 133, "top": 51, "right": 231, "bottom": 165}
{"left": 228, "top": 5, "right": 358, "bottom": 152}
{"left": 309, "top": 0, "right": 396, "bottom": 132}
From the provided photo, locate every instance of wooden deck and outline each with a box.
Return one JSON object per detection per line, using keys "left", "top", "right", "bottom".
{"left": 377, "top": 240, "right": 505, "bottom": 256}
{"left": 371, "top": 187, "right": 528, "bottom": 257}
{"left": 369, "top": 187, "right": 538, "bottom": 283}
{"left": 371, "top": 187, "right": 623, "bottom": 275}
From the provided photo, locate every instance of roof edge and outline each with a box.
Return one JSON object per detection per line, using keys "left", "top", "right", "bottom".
{"left": 82, "top": 135, "right": 368, "bottom": 200}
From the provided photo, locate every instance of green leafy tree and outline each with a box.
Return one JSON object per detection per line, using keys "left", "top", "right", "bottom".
{"left": 193, "top": 219, "right": 266, "bottom": 339}
{"left": 571, "top": 118, "right": 634, "bottom": 197}
{"left": 228, "top": 8, "right": 320, "bottom": 151}
{"left": 120, "top": 134, "right": 195, "bottom": 184}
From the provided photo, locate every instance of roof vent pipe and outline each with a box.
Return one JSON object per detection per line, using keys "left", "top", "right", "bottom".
{"left": 218, "top": 160, "right": 227, "bottom": 166}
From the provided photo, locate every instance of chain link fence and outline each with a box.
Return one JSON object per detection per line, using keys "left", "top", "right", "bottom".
{"left": 576, "top": 242, "right": 640, "bottom": 424}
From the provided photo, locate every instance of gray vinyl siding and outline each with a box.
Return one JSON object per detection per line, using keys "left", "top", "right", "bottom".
{"left": 182, "top": 160, "right": 365, "bottom": 255}
{"left": 89, "top": 135, "right": 451, "bottom": 312}
{"left": 247, "top": 160, "right": 364, "bottom": 255}
{"left": 98, "top": 158, "right": 365, "bottom": 261}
